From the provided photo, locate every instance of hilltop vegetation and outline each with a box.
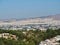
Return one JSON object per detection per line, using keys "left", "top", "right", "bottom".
{"left": 0, "top": 28, "right": 60, "bottom": 45}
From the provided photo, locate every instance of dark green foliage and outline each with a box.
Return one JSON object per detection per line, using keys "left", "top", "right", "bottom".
{"left": 0, "top": 28, "right": 60, "bottom": 45}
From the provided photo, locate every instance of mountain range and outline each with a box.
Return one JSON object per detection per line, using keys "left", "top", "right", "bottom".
{"left": 0, "top": 14, "right": 60, "bottom": 25}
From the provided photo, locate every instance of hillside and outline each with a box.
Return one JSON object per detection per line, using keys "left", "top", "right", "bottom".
{"left": 0, "top": 14, "right": 60, "bottom": 25}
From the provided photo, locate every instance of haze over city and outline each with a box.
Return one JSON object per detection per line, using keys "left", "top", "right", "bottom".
{"left": 0, "top": 0, "right": 60, "bottom": 45}
{"left": 0, "top": 0, "right": 60, "bottom": 19}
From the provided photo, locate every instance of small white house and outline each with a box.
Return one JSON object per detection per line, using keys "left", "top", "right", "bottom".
{"left": 54, "top": 35, "right": 60, "bottom": 41}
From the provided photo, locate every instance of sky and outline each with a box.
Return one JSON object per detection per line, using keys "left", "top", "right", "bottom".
{"left": 0, "top": 0, "right": 60, "bottom": 19}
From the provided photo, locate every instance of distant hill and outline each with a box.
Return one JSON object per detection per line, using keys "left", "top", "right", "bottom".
{"left": 47, "top": 14, "right": 60, "bottom": 20}
{"left": 0, "top": 14, "right": 60, "bottom": 21}
{"left": 0, "top": 14, "right": 60, "bottom": 25}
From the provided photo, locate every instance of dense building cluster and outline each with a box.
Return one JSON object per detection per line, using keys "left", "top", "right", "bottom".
{"left": 39, "top": 35, "right": 60, "bottom": 45}
{"left": 0, "top": 33, "right": 18, "bottom": 40}
{"left": 0, "top": 24, "right": 60, "bottom": 31}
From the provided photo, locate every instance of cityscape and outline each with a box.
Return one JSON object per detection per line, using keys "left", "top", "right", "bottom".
{"left": 0, "top": 0, "right": 60, "bottom": 45}
{"left": 0, "top": 14, "right": 60, "bottom": 31}
{"left": 0, "top": 14, "right": 60, "bottom": 45}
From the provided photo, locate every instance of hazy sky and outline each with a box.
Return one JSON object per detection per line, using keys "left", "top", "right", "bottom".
{"left": 0, "top": 0, "right": 60, "bottom": 19}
